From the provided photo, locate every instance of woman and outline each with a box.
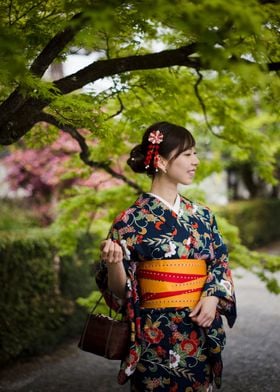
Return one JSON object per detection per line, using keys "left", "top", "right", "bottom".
{"left": 97, "top": 121, "right": 236, "bottom": 392}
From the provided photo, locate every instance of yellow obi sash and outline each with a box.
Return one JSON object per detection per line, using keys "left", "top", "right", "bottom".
{"left": 138, "top": 259, "right": 207, "bottom": 309}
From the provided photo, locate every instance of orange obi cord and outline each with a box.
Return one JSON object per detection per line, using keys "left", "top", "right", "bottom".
{"left": 137, "top": 259, "right": 207, "bottom": 310}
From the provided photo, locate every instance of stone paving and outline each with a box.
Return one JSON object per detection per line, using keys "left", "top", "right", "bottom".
{"left": 1, "top": 260, "right": 280, "bottom": 391}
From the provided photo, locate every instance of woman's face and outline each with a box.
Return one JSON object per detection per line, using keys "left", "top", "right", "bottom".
{"left": 161, "top": 147, "right": 200, "bottom": 185}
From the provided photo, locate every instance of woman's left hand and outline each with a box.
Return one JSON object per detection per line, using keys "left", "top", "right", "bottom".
{"left": 189, "top": 296, "right": 219, "bottom": 328}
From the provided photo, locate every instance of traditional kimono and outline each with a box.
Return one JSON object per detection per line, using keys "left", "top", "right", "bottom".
{"left": 96, "top": 193, "right": 236, "bottom": 392}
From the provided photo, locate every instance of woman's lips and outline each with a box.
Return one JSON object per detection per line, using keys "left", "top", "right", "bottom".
{"left": 188, "top": 170, "right": 196, "bottom": 175}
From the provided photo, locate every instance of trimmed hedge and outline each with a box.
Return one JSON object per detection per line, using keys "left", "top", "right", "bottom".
{"left": 0, "top": 230, "right": 94, "bottom": 365}
{"left": 218, "top": 199, "right": 280, "bottom": 249}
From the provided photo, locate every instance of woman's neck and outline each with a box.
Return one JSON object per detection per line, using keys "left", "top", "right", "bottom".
{"left": 150, "top": 176, "right": 178, "bottom": 205}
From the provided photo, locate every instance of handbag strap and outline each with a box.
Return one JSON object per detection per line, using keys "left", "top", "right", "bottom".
{"left": 90, "top": 293, "right": 104, "bottom": 313}
{"left": 90, "top": 292, "right": 123, "bottom": 320}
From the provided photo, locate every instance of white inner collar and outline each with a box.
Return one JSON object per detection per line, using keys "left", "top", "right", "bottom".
{"left": 148, "top": 192, "right": 181, "bottom": 214}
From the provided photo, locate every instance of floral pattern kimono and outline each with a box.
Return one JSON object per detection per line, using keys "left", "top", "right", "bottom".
{"left": 96, "top": 193, "right": 236, "bottom": 392}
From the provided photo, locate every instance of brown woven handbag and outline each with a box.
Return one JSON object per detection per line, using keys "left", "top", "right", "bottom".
{"left": 78, "top": 294, "right": 130, "bottom": 360}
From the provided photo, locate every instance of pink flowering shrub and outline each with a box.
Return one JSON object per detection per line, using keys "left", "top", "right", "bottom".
{"left": 2, "top": 132, "right": 123, "bottom": 224}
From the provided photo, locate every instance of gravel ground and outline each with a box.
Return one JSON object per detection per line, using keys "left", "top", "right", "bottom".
{"left": 1, "top": 249, "right": 280, "bottom": 392}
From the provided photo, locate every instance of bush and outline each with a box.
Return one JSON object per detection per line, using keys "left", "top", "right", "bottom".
{"left": 0, "top": 199, "right": 41, "bottom": 231}
{"left": 218, "top": 199, "right": 280, "bottom": 249}
{"left": 0, "top": 230, "right": 95, "bottom": 365}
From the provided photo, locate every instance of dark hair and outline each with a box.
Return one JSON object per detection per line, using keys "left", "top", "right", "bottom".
{"left": 127, "top": 121, "right": 195, "bottom": 176}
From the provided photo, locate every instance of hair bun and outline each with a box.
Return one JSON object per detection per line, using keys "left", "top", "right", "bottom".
{"left": 127, "top": 144, "right": 146, "bottom": 173}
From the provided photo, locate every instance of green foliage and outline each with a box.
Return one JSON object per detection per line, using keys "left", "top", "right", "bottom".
{"left": 0, "top": 229, "right": 94, "bottom": 364}
{"left": 81, "top": 63, "right": 279, "bottom": 190}
{"left": 77, "top": 290, "right": 123, "bottom": 321}
{"left": 77, "top": 290, "right": 108, "bottom": 314}
{"left": 51, "top": 185, "right": 138, "bottom": 257}
{"left": 48, "top": 93, "right": 108, "bottom": 132}
{"left": 0, "top": 0, "right": 72, "bottom": 88}
{"left": 1, "top": 0, "right": 279, "bottom": 188}
{"left": 254, "top": 251, "right": 280, "bottom": 294}
{"left": 0, "top": 200, "right": 41, "bottom": 230}
{"left": 218, "top": 199, "right": 280, "bottom": 248}
{"left": 19, "top": 74, "right": 60, "bottom": 100}
{"left": 23, "top": 123, "right": 60, "bottom": 148}
{"left": 0, "top": 231, "right": 62, "bottom": 362}
{"left": 216, "top": 199, "right": 280, "bottom": 293}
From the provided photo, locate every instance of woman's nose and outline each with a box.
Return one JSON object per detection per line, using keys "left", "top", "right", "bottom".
{"left": 193, "top": 155, "right": 200, "bottom": 165}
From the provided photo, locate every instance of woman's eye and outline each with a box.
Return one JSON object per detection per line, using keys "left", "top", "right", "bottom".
{"left": 183, "top": 149, "right": 197, "bottom": 157}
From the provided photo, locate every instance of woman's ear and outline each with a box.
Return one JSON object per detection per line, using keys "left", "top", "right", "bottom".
{"left": 157, "top": 155, "right": 168, "bottom": 173}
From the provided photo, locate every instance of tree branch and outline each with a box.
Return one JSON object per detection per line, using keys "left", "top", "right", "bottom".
{"left": 10, "top": 0, "right": 47, "bottom": 26}
{"left": 268, "top": 61, "right": 280, "bottom": 72}
{"left": 30, "top": 12, "right": 89, "bottom": 77}
{"left": 39, "top": 113, "right": 143, "bottom": 193}
{"left": 0, "top": 39, "right": 279, "bottom": 145}
{"left": 193, "top": 69, "right": 213, "bottom": 133}
{"left": 8, "top": 0, "right": 13, "bottom": 26}
{"left": 53, "top": 47, "right": 280, "bottom": 95}
{"left": 230, "top": 56, "right": 280, "bottom": 71}
{"left": 0, "top": 12, "right": 89, "bottom": 128}
{"left": 104, "top": 94, "right": 125, "bottom": 120}
{"left": 259, "top": 0, "right": 279, "bottom": 4}
{"left": 54, "top": 43, "right": 199, "bottom": 94}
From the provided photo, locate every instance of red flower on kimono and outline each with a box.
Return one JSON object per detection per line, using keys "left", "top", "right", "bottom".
{"left": 128, "top": 348, "right": 139, "bottom": 366}
{"left": 170, "top": 331, "right": 183, "bottom": 344}
{"left": 155, "top": 345, "right": 166, "bottom": 357}
{"left": 114, "top": 210, "right": 126, "bottom": 224}
{"left": 144, "top": 326, "right": 164, "bottom": 344}
{"left": 171, "top": 315, "right": 183, "bottom": 324}
{"left": 181, "top": 331, "right": 199, "bottom": 356}
{"left": 114, "top": 208, "right": 135, "bottom": 224}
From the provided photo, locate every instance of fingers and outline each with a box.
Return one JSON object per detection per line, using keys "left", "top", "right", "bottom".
{"left": 100, "top": 240, "right": 107, "bottom": 251}
{"left": 101, "top": 238, "right": 123, "bottom": 264}
{"left": 191, "top": 311, "right": 214, "bottom": 328}
{"left": 190, "top": 299, "right": 217, "bottom": 328}
{"left": 189, "top": 301, "right": 201, "bottom": 317}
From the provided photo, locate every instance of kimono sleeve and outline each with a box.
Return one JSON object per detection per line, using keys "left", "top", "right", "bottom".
{"left": 95, "top": 222, "right": 129, "bottom": 312}
{"left": 202, "top": 212, "right": 237, "bottom": 327}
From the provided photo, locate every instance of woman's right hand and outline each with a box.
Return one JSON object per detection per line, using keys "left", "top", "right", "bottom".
{"left": 100, "top": 238, "right": 123, "bottom": 264}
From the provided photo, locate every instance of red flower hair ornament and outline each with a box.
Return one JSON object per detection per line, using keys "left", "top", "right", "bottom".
{"left": 144, "top": 130, "right": 164, "bottom": 171}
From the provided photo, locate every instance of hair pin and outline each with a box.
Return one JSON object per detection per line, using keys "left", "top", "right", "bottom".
{"left": 144, "top": 130, "right": 164, "bottom": 170}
